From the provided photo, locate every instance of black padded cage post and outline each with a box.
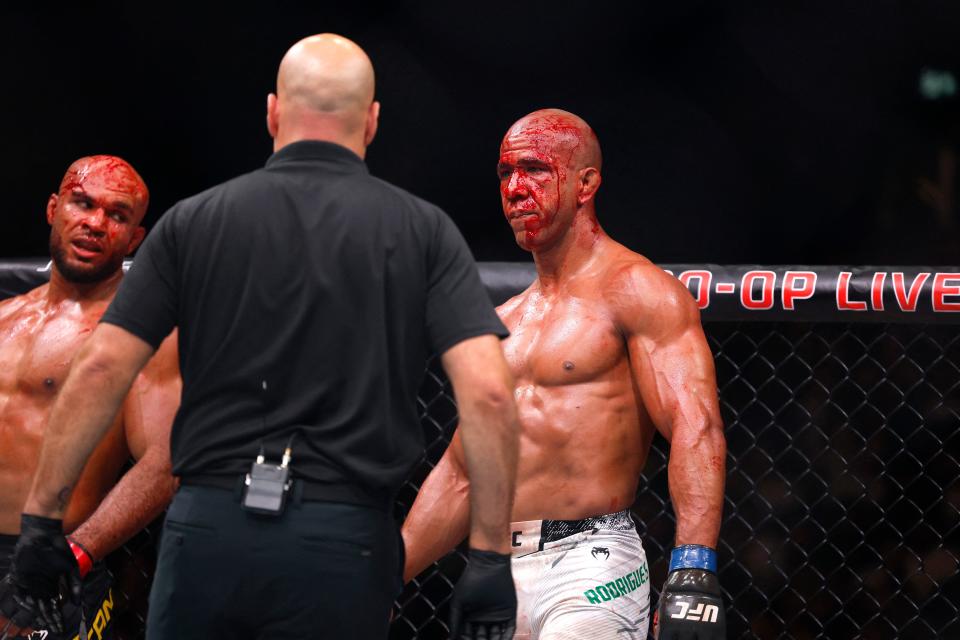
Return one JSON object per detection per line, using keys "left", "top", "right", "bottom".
{"left": 1, "top": 261, "right": 958, "bottom": 639}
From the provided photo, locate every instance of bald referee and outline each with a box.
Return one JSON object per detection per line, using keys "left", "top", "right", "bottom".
{"left": 2, "top": 34, "right": 519, "bottom": 640}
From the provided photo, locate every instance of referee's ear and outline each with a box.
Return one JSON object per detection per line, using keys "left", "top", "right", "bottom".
{"left": 126, "top": 225, "right": 147, "bottom": 255}
{"left": 363, "top": 100, "right": 380, "bottom": 148}
{"left": 266, "top": 93, "right": 280, "bottom": 141}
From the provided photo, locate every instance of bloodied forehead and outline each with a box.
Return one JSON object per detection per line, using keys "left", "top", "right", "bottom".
{"left": 58, "top": 155, "right": 149, "bottom": 215}
{"left": 501, "top": 109, "right": 602, "bottom": 170}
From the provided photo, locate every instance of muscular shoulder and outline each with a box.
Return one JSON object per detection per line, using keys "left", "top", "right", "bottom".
{"left": 601, "top": 250, "right": 700, "bottom": 338}
{"left": 495, "top": 282, "right": 537, "bottom": 326}
{"left": 368, "top": 175, "right": 442, "bottom": 213}
{"left": 0, "top": 284, "right": 48, "bottom": 323}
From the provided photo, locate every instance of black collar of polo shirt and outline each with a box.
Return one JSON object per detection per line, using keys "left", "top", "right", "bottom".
{"left": 265, "top": 140, "right": 368, "bottom": 173}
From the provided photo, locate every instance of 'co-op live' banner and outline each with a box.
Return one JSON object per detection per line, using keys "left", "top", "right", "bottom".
{"left": 479, "top": 263, "right": 960, "bottom": 324}
{"left": 664, "top": 266, "right": 960, "bottom": 323}
{"left": 3, "top": 260, "right": 960, "bottom": 324}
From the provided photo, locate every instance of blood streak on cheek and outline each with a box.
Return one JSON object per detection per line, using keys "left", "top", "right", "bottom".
{"left": 524, "top": 182, "right": 550, "bottom": 241}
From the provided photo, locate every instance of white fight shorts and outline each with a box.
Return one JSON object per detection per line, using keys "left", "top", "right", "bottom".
{"left": 510, "top": 510, "right": 650, "bottom": 639}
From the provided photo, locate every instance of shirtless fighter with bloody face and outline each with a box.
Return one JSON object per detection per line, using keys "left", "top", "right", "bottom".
{"left": 402, "top": 110, "right": 727, "bottom": 639}
{"left": 0, "top": 157, "right": 180, "bottom": 639}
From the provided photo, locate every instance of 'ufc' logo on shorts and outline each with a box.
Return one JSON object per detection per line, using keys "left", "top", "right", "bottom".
{"left": 670, "top": 601, "right": 720, "bottom": 623}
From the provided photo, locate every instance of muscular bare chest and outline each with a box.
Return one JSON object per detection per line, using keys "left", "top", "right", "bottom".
{"left": 501, "top": 290, "right": 625, "bottom": 387}
{"left": 0, "top": 304, "right": 101, "bottom": 422}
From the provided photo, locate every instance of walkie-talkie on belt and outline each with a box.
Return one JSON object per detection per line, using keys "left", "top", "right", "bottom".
{"left": 242, "top": 436, "right": 294, "bottom": 516}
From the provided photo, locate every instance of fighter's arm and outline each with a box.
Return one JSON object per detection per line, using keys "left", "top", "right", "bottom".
{"left": 23, "top": 324, "right": 156, "bottom": 519}
{"left": 401, "top": 430, "right": 470, "bottom": 582}
{"left": 430, "top": 334, "right": 519, "bottom": 637}
{"left": 402, "top": 333, "right": 518, "bottom": 581}
{"left": 440, "top": 334, "right": 518, "bottom": 551}
{"left": 615, "top": 264, "right": 726, "bottom": 546}
{"left": 67, "top": 331, "right": 180, "bottom": 560}
{"left": 402, "top": 296, "right": 525, "bottom": 583}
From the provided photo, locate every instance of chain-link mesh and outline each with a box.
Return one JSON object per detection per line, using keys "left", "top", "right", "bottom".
{"left": 105, "top": 520, "right": 160, "bottom": 638}
{"left": 107, "top": 322, "right": 960, "bottom": 639}
{"left": 703, "top": 323, "right": 959, "bottom": 639}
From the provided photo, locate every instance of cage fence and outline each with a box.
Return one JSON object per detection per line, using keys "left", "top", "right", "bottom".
{"left": 1, "top": 262, "right": 957, "bottom": 640}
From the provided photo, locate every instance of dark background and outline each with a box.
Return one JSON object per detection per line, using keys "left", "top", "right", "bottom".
{"left": 3, "top": 1, "right": 959, "bottom": 265}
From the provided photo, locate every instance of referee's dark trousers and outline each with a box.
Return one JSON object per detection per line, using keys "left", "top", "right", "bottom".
{"left": 146, "top": 483, "right": 404, "bottom": 639}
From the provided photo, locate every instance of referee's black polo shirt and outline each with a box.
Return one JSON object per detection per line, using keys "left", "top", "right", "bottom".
{"left": 102, "top": 140, "right": 507, "bottom": 507}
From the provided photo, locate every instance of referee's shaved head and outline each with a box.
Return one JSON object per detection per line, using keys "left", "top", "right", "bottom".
{"left": 267, "top": 34, "right": 380, "bottom": 157}
{"left": 278, "top": 34, "right": 375, "bottom": 121}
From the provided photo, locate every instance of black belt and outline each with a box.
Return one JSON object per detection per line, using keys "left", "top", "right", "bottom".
{"left": 540, "top": 510, "right": 637, "bottom": 545}
{"left": 179, "top": 475, "right": 392, "bottom": 512}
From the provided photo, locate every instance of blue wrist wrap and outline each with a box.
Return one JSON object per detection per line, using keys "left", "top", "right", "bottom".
{"left": 668, "top": 544, "right": 717, "bottom": 573}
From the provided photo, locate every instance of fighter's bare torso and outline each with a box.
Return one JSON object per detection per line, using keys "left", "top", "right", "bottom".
{"left": 0, "top": 284, "right": 127, "bottom": 534}
{"left": 499, "top": 237, "right": 660, "bottom": 522}
{"left": 403, "top": 109, "right": 725, "bottom": 591}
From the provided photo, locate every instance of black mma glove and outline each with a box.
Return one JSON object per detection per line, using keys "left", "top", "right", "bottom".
{"left": 654, "top": 545, "right": 726, "bottom": 640}
{"left": 449, "top": 549, "right": 517, "bottom": 640}
{"left": 7, "top": 515, "right": 82, "bottom": 634}
{"left": 1, "top": 573, "right": 39, "bottom": 639}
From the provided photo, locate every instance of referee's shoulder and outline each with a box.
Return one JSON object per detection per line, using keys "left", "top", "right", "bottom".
{"left": 165, "top": 169, "right": 264, "bottom": 216}
{"left": 364, "top": 174, "right": 447, "bottom": 219}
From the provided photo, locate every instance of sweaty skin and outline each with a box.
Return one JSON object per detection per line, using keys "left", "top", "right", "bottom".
{"left": 402, "top": 110, "right": 726, "bottom": 581}
{"left": 0, "top": 157, "right": 180, "bottom": 552}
